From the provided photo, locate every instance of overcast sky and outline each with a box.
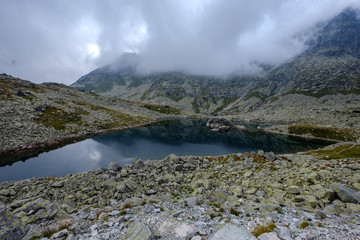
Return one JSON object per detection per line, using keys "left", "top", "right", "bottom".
{"left": 1, "top": 0, "right": 359, "bottom": 85}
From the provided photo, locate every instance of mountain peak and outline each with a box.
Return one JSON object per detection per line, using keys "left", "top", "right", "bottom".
{"left": 313, "top": 8, "right": 360, "bottom": 56}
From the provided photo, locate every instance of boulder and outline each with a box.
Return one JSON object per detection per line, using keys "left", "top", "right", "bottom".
{"left": 286, "top": 186, "right": 301, "bottom": 195}
{"left": 331, "top": 184, "right": 360, "bottom": 203}
{"left": 209, "top": 224, "right": 257, "bottom": 240}
{"left": 258, "top": 232, "right": 280, "bottom": 240}
{"left": 206, "top": 118, "right": 233, "bottom": 133}
{"left": 121, "top": 221, "right": 155, "bottom": 240}
{"left": 108, "top": 162, "right": 120, "bottom": 172}
{"left": 132, "top": 158, "right": 145, "bottom": 169}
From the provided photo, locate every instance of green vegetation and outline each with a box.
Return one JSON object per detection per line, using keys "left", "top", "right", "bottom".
{"left": 20, "top": 95, "right": 35, "bottom": 101}
{"left": 35, "top": 106, "right": 88, "bottom": 130}
{"left": 252, "top": 222, "right": 277, "bottom": 237}
{"left": 212, "top": 97, "right": 237, "bottom": 115}
{"left": 140, "top": 89, "right": 150, "bottom": 101}
{"left": 142, "top": 103, "right": 181, "bottom": 115}
{"left": 304, "top": 144, "right": 360, "bottom": 160}
{"left": 299, "top": 221, "right": 310, "bottom": 229}
{"left": 288, "top": 124, "right": 357, "bottom": 141}
{"left": 243, "top": 91, "right": 266, "bottom": 102}
{"left": 192, "top": 100, "right": 200, "bottom": 113}
{"left": 230, "top": 208, "right": 240, "bottom": 216}
{"left": 127, "top": 77, "right": 143, "bottom": 88}
{"left": 317, "top": 222, "right": 323, "bottom": 227}
{"left": 283, "top": 87, "right": 360, "bottom": 99}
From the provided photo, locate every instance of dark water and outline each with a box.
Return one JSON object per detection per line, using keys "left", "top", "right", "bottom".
{"left": 0, "top": 119, "right": 332, "bottom": 182}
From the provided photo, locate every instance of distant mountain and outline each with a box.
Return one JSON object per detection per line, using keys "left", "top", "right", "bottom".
{"left": 72, "top": 8, "right": 360, "bottom": 123}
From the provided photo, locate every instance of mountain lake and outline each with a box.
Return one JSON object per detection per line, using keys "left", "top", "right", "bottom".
{"left": 0, "top": 119, "right": 333, "bottom": 182}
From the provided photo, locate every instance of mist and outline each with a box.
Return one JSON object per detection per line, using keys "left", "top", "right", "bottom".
{"left": 0, "top": 0, "right": 360, "bottom": 84}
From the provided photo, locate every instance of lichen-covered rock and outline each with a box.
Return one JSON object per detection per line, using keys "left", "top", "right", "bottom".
{"left": 209, "top": 224, "right": 257, "bottom": 240}
{"left": 331, "top": 184, "right": 360, "bottom": 203}
{"left": 121, "top": 221, "right": 155, "bottom": 240}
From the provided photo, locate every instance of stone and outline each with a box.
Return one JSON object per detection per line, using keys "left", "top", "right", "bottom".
{"left": 174, "top": 223, "right": 195, "bottom": 238}
{"left": 191, "top": 236, "right": 202, "bottom": 240}
{"left": 146, "top": 189, "right": 157, "bottom": 195}
{"left": 66, "top": 235, "right": 76, "bottom": 240}
{"left": 209, "top": 224, "right": 257, "bottom": 240}
{"left": 230, "top": 186, "right": 243, "bottom": 197}
{"left": 258, "top": 232, "right": 280, "bottom": 240}
{"left": 120, "top": 168, "right": 128, "bottom": 177}
{"left": 108, "top": 162, "right": 120, "bottom": 171}
{"left": 260, "top": 204, "right": 281, "bottom": 214}
{"left": 277, "top": 227, "right": 292, "bottom": 240}
{"left": 331, "top": 184, "right": 360, "bottom": 203}
{"left": 121, "top": 221, "right": 155, "bottom": 240}
{"left": 244, "top": 171, "right": 253, "bottom": 178}
{"left": 264, "top": 152, "right": 276, "bottom": 161}
{"left": 304, "top": 195, "right": 318, "bottom": 209}
{"left": 132, "top": 158, "right": 145, "bottom": 169}
{"left": 310, "top": 185, "right": 336, "bottom": 202}
{"left": 125, "top": 180, "right": 138, "bottom": 192}
{"left": 108, "top": 210, "right": 120, "bottom": 216}
{"left": 51, "top": 181, "right": 64, "bottom": 188}
{"left": 286, "top": 186, "right": 301, "bottom": 195}
{"left": 346, "top": 203, "right": 360, "bottom": 213}
{"left": 50, "top": 229, "right": 69, "bottom": 239}
{"left": 116, "top": 183, "right": 126, "bottom": 193}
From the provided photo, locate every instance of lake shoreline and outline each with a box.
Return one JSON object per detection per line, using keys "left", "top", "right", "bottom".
{"left": 1, "top": 116, "right": 352, "bottom": 164}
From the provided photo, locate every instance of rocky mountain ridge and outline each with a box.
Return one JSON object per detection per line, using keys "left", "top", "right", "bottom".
{"left": 71, "top": 8, "right": 360, "bottom": 126}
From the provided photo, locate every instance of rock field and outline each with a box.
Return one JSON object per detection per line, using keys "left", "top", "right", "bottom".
{"left": 1, "top": 149, "right": 359, "bottom": 239}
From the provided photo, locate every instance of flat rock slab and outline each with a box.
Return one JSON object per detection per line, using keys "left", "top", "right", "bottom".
{"left": 121, "top": 221, "right": 155, "bottom": 240}
{"left": 209, "top": 224, "right": 257, "bottom": 240}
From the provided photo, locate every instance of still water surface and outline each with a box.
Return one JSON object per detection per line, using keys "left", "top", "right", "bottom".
{"left": 0, "top": 119, "right": 331, "bottom": 182}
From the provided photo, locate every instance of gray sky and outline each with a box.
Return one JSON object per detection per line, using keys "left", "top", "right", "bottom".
{"left": 0, "top": 0, "right": 359, "bottom": 85}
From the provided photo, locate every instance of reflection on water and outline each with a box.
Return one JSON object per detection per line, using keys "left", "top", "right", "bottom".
{"left": 0, "top": 119, "right": 332, "bottom": 182}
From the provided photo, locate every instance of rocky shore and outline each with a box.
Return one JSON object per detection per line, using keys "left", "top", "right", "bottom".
{"left": 1, "top": 147, "right": 359, "bottom": 239}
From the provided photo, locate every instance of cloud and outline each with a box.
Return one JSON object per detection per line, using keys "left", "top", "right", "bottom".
{"left": 0, "top": 0, "right": 359, "bottom": 84}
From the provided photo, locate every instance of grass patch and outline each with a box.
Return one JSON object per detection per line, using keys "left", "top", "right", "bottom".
{"left": 243, "top": 91, "right": 266, "bottom": 102}
{"left": 192, "top": 99, "right": 200, "bottom": 113}
{"left": 230, "top": 208, "right": 240, "bottom": 216}
{"left": 212, "top": 97, "right": 237, "bottom": 115}
{"left": 35, "top": 106, "right": 88, "bottom": 130}
{"left": 142, "top": 103, "right": 181, "bottom": 115}
{"left": 288, "top": 124, "right": 357, "bottom": 141}
{"left": 283, "top": 88, "right": 360, "bottom": 99}
{"left": 304, "top": 144, "right": 360, "bottom": 160}
{"left": 20, "top": 95, "right": 35, "bottom": 101}
{"left": 299, "top": 221, "right": 310, "bottom": 229}
{"left": 252, "top": 222, "right": 277, "bottom": 237}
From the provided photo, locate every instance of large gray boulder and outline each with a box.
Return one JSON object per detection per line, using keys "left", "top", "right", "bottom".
{"left": 121, "top": 221, "right": 155, "bottom": 240}
{"left": 209, "top": 224, "right": 257, "bottom": 240}
{"left": 331, "top": 184, "right": 360, "bottom": 203}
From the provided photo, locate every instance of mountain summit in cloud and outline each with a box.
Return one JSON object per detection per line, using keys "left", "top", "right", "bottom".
{"left": 72, "top": 8, "right": 360, "bottom": 116}
{"left": 313, "top": 8, "right": 360, "bottom": 56}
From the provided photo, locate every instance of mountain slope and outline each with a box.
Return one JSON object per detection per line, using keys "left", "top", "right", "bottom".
{"left": 0, "top": 73, "right": 183, "bottom": 163}
{"left": 222, "top": 8, "right": 360, "bottom": 126}
{"left": 72, "top": 8, "right": 360, "bottom": 127}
